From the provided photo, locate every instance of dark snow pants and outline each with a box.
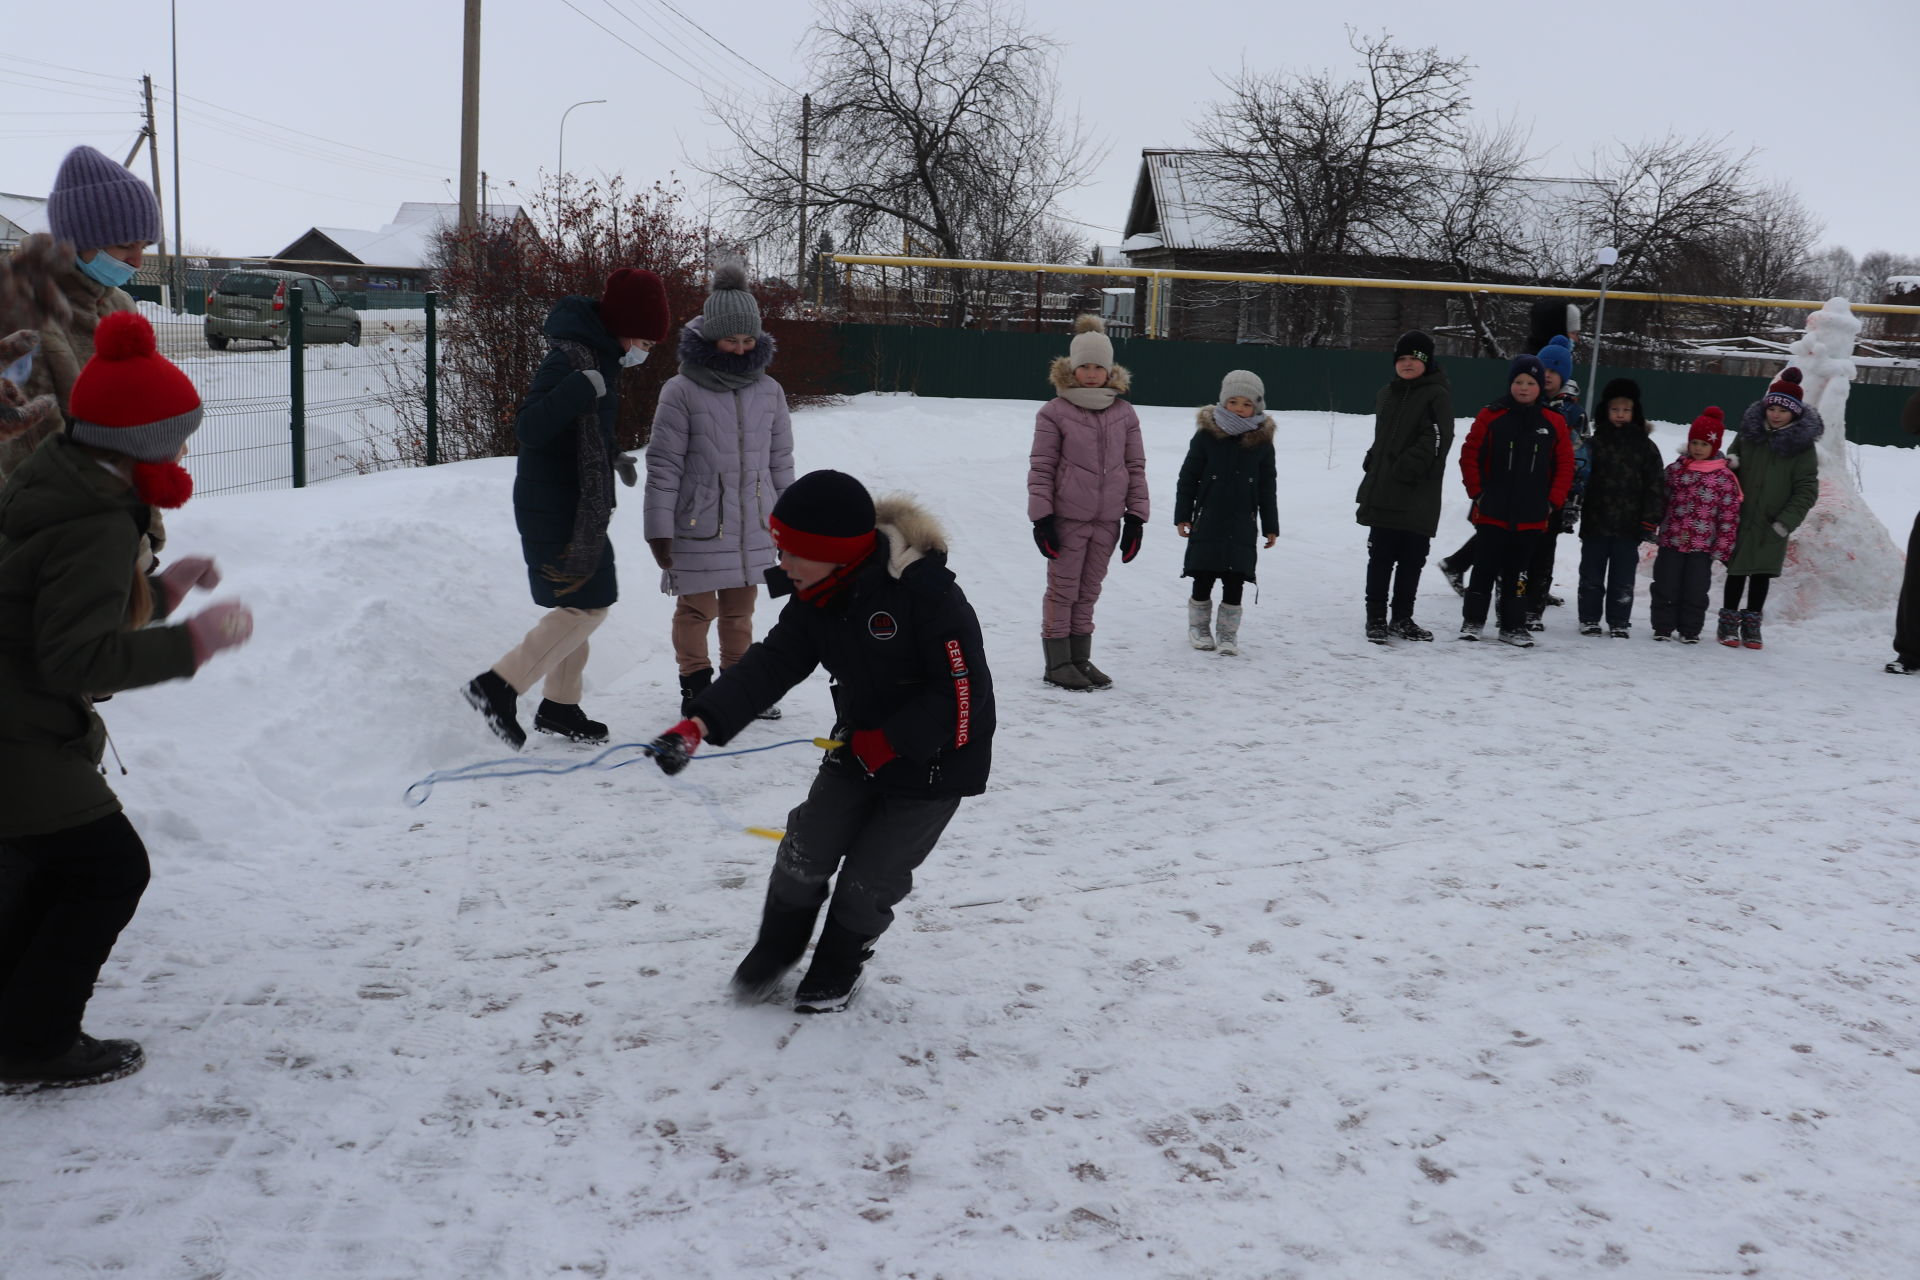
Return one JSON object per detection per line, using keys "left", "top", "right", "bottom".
{"left": 1897, "top": 511, "right": 1920, "bottom": 664}
{"left": 1189, "top": 572, "right": 1246, "bottom": 606}
{"left": 1521, "top": 512, "right": 1566, "bottom": 614}
{"left": 1649, "top": 548, "right": 1713, "bottom": 639}
{"left": 1462, "top": 526, "right": 1539, "bottom": 631}
{"left": 1578, "top": 536, "right": 1642, "bottom": 629}
{"left": 1365, "top": 528, "right": 1430, "bottom": 621}
{"left": 0, "top": 812, "right": 150, "bottom": 1061}
{"left": 768, "top": 768, "right": 962, "bottom": 940}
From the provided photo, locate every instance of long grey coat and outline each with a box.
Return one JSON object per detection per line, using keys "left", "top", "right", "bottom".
{"left": 642, "top": 332, "right": 795, "bottom": 596}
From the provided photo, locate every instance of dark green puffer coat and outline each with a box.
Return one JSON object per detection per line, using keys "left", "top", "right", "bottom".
{"left": 1355, "top": 367, "right": 1453, "bottom": 537}
{"left": 0, "top": 435, "right": 196, "bottom": 837}
{"left": 1174, "top": 408, "right": 1278, "bottom": 582}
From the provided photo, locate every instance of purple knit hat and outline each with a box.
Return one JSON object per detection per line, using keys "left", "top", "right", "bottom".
{"left": 47, "top": 146, "right": 162, "bottom": 253}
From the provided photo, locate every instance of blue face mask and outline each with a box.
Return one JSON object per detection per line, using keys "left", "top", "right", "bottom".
{"left": 619, "top": 346, "right": 649, "bottom": 368}
{"left": 76, "top": 250, "right": 137, "bottom": 290}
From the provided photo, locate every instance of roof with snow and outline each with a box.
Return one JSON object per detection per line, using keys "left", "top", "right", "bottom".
{"left": 1121, "top": 151, "right": 1245, "bottom": 253}
{"left": 0, "top": 191, "right": 50, "bottom": 243}
{"left": 272, "top": 203, "right": 530, "bottom": 269}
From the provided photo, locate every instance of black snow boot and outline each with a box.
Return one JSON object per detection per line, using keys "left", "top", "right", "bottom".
{"left": 1366, "top": 616, "right": 1391, "bottom": 645}
{"left": 463, "top": 669, "right": 525, "bottom": 751}
{"left": 679, "top": 667, "right": 714, "bottom": 718}
{"left": 794, "top": 916, "right": 877, "bottom": 1014}
{"left": 1387, "top": 617, "right": 1433, "bottom": 642}
{"left": 534, "top": 699, "right": 608, "bottom": 743}
{"left": 731, "top": 898, "right": 824, "bottom": 1000}
{"left": 0, "top": 1033, "right": 145, "bottom": 1094}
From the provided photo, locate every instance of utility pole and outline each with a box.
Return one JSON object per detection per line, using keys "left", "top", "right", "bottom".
{"left": 139, "top": 76, "right": 170, "bottom": 308}
{"left": 169, "top": 0, "right": 185, "bottom": 309}
{"left": 459, "top": 0, "right": 481, "bottom": 230}
{"left": 796, "top": 93, "right": 811, "bottom": 292}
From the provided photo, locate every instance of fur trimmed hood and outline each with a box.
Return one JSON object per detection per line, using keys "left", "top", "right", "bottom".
{"left": 1048, "top": 356, "right": 1131, "bottom": 397}
{"left": 678, "top": 314, "right": 776, "bottom": 375}
{"left": 1193, "top": 404, "right": 1275, "bottom": 446}
{"left": 874, "top": 493, "right": 948, "bottom": 578}
{"left": 1738, "top": 398, "right": 1825, "bottom": 456}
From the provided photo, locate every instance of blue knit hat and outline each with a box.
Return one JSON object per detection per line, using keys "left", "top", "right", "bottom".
{"left": 1507, "top": 353, "right": 1548, "bottom": 386}
{"left": 47, "top": 146, "right": 162, "bottom": 253}
{"left": 1537, "top": 334, "right": 1575, "bottom": 383}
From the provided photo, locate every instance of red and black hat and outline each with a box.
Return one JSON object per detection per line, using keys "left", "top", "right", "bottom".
{"left": 769, "top": 469, "right": 876, "bottom": 564}
{"left": 1763, "top": 366, "right": 1806, "bottom": 414}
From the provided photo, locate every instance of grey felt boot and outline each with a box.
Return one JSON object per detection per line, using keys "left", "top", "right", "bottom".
{"left": 1069, "top": 633, "right": 1112, "bottom": 689}
{"left": 1043, "top": 637, "right": 1093, "bottom": 690}
{"left": 1187, "top": 599, "right": 1215, "bottom": 650}
{"left": 1215, "top": 603, "right": 1244, "bottom": 656}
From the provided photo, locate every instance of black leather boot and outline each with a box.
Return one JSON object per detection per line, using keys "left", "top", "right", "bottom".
{"left": 793, "top": 915, "right": 877, "bottom": 1014}
{"left": 730, "top": 897, "right": 823, "bottom": 1000}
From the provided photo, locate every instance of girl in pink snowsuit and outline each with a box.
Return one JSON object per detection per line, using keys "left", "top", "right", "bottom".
{"left": 1027, "top": 314, "right": 1150, "bottom": 691}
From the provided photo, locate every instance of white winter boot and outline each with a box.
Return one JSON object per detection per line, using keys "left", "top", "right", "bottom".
{"left": 1215, "top": 603, "right": 1244, "bottom": 656}
{"left": 1187, "top": 599, "right": 1216, "bottom": 651}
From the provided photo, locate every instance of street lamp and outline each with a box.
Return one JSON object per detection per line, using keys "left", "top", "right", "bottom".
{"left": 557, "top": 99, "right": 607, "bottom": 189}
{"left": 1583, "top": 245, "right": 1619, "bottom": 418}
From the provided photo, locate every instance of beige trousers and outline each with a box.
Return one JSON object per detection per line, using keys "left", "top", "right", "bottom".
{"left": 672, "top": 586, "right": 757, "bottom": 675}
{"left": 492, "top": 607, "right": 609, "bottom": 705}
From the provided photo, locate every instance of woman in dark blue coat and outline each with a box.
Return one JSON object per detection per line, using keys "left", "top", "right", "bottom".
{"left": 463, "top": 268, "right": 669, "bottom": 749}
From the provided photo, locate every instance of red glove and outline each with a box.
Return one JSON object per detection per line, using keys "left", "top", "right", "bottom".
{"left": 649, "top": 718, "right": 703, "bottom": 775}
{"left": 850, "top": 727, "right": 896, "bottom": 774}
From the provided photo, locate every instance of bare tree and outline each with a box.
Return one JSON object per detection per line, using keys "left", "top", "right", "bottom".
{"left": 707, "top": 0, "right": 1096, "bottom": 325}
{"left": 1564, "top": 134, "right": 1757, "bottom": 291}
{"left": 1708, "top": 183, "right": 1823, "bottom": 333}
{"left": 1426, "top": 121, "right": 1540, "bottom": 356}
{"left": 1187, "top": 29, "right": 1473, "bottom": 343}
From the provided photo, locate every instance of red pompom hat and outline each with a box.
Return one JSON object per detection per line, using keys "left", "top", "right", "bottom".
{"left": 1687, "top": 405, "right": 1726, "bottom": 451}
{"left": 1763, "top": 366, "right": 1806, "bottom": 414}
{"left": 598, "top": 267, "right": 671, "bottom": 343}
{"left": 68, "top": 311, "right": 204, "bottom": 507}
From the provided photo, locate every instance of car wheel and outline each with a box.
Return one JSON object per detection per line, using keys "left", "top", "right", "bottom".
{"left": 347, "top": 322, "right": 362, "bottom": 347}
{"left": 206, "top": 334, "right": 229, "bottom": 350}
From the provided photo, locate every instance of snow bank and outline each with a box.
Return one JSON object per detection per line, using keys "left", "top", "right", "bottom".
{"left": 5, "top": 395, "right": 1918, "bottom": 1279}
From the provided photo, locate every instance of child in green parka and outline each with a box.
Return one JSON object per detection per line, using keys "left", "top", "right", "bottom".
{"left": 1720, "top": 366, "right": 1823, "bottom": 650}
{"left": 1174, "top": 370, "right": 1278, "bottom": 656}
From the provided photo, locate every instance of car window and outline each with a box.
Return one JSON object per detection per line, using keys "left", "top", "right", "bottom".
{"left": 218, "top": 273, "right": 281, "bottom": 298}
{"left": 308, "top": 280, "right": 337, "bottom": 307}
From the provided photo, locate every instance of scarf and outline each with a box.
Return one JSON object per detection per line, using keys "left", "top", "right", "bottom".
{"left": 677, "top": 318, "right": 777, "bottom": 392}
{"left": 1684, "top": 456, "right": 1730, "bottom": 474}
{"left": 798, "top": 547, "right": 874, "bottom": 608}
{"left": 540, "top": 338, "right": 614, "bottom": 597}
{"left": 1212, "top": 404, "right": 1259, "bottom": 436}
{"left": 1061, "top": 386, "right": 1118, "bottom": 411}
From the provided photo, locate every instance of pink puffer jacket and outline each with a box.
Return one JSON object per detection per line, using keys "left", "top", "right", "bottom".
{"left": 1656, "top": 455, "right": 1742, "bottom": 561}
{"left": 1026, "top": 359, "right": 1150, "bottom": 523}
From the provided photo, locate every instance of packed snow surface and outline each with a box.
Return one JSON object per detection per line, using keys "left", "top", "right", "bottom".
{"left": 3, "top": 394, "right": 1918, "bottom": 1279}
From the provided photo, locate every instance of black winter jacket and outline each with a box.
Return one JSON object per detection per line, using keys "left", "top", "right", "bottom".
{"left": 513, "top": 296, "right": 625, "bottom": 609}
{"left": 691, "top": 498, "right": 994, "bottom": 798}
{"left": 1174, "top": 408, "right": 1278, "bottom": 581}
{"left": 1579, "top": 422, "right": 1667, "bottom": 539}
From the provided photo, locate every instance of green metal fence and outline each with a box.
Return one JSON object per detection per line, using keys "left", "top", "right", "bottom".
{"left": 139, "top": 290, "right": 439, "bottom": 496}
{"left": 829, "top": 324, "right": 1920, "bottom": 448}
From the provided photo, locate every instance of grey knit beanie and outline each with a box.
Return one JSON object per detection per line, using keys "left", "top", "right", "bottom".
{"left": 47, "top": 146, "right": 161, "bottom": 253}
{"left": 1220, "top": 369, "right": 1264, "bottom": 408}
{"left": 701, "top": 262, "right": 762, "bottom": 337}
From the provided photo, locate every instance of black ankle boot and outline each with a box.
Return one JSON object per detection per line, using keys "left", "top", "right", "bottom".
{"left": 678, "top": 667, "right": 714, "bottom": 718}
{"left": 730, "top": 898, "right": 824, "bottom": 1000}
{"left": 794, "top": 916, "right": 877, "bottom": 1013}
{"left": 534, "top": 699, "right": 608, "bottom": 743}
{"left": 463, "top": 669, "right": 525, "bottom": 750}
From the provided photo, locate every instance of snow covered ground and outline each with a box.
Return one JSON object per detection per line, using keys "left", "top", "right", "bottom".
{"left": 4, "top": 394, "right": 1918, "bottom": 1279}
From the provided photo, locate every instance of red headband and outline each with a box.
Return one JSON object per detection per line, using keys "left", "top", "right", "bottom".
{"left": 770, "top": 515, "right": 875, "bottom": 565}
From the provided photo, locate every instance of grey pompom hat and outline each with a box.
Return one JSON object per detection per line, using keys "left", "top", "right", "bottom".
{"left": 1220, "top": 369, "right": 1264, "bottom": 408}
{"left": 701, "top": 261, "right": 762, "bottom": 337}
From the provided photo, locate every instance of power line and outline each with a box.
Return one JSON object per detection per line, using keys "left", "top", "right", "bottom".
{"left": 599, "top": 0, "right": 742, "bottom": 91}
{"left": 558, "top": 0, "right": 710, "bottom": 98}
{"left": 630, "top": 0, "right": 793, "bottom": 93}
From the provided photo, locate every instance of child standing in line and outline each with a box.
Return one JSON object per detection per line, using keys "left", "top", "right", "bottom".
{"left": 1650, "top": 407, "right": 1742, "bottom": 643}
{"left": 1720, "top": 367, "right": 1823, "bottom": 650}
{"left": 1028, "top": 314, "right": 1148, "bottom": 690}
{"left": 1354, "top": 332, "right": 1453, "bottom": 643}
{"left": 1175, "top": 369, "right": 1278, "bottom": 656}
{"left": 1575, "top": 377, "right": 1666, "bottom": 637}
{"left": 1521, "top": 334, "right": 1590, "bottom": 629}
{"left": 1456, "top": 353, "right": 1574, "bottom": 647}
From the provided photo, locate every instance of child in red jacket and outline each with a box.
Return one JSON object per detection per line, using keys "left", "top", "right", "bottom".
{"left": 1456, "top": 354, "right": 1574, "bottom": 647}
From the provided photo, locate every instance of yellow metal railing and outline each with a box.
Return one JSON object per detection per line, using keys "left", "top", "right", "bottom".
{"left": 828, "top": 253, "right": 1920, "bottom": 338}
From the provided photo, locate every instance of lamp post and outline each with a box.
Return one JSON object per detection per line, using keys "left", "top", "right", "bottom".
{"left": 557, "top": 99, "right": 606, "bottom": 190}
{"left": 1584, "top": 245, "right": 1619, "bottom": 419}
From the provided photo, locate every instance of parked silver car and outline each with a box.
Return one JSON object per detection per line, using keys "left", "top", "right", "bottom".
{"left": 203, "top": 270, "right": 362, "bottom": 349}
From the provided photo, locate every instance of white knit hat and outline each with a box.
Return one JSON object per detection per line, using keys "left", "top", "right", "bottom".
{"left": 1068, "top": 314, "right": 1113, "bottom": 371}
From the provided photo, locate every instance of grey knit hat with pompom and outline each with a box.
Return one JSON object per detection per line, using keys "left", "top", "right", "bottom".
{"left": 701, "top": 261, "right": 762, "bottom": 337}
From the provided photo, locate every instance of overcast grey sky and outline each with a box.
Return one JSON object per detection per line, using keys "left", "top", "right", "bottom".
{"left": 5, "top": 0, "right": 1915, "bottom": 270}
